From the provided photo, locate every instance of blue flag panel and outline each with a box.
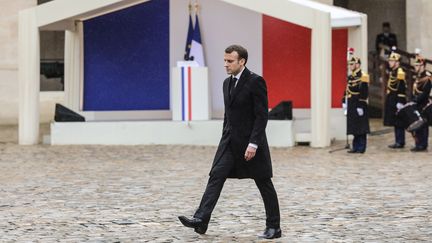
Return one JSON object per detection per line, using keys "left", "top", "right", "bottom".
{"left": 83, "top": 0, "right": 169, "bottom": 111}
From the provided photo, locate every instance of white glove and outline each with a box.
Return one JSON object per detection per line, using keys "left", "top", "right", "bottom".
{"left": 342, "top": 103, "right": 347, "bottom": 116}
{"left": 396, "top": 103, "right": 404, "bottom": 110}
{"left": 357, "top": 108, "right": 364, "bottom": 116}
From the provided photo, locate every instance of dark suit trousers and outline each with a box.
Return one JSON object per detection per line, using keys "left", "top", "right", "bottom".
{"left": 194, "top": 146, "right": 281, "bottom": 228}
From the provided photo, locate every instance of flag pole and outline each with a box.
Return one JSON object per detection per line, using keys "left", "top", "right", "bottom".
{"left": 184, "top": 1, "right": 194, "bottom": 61}
{"left": 345, "top": 47, "right": 354, "bottom": 149}
{"left": 194, "top": 0, "right": 199, "bottom": 16}
{"left": 329, "top": 48, "right": 355, "bottom": 153}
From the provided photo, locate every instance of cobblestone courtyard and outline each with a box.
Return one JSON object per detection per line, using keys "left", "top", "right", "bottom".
{"left": 0, "top": 123, "right": 431, "bottom": 242}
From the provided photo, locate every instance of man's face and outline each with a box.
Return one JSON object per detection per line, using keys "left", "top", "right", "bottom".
{"left": 349, "top": 63, "right": 356, "bottom": 72}
{"left": 415, "top": 64, "right": 423, "bottom": 73}
{"left": 383, "top": 26, "right": 390, "bottom": 33}
{"left": 224, "top": 51, "right": 244, "bottom": 75}
{"left": 388, "top": 60, "right": 397, "bottom": 69}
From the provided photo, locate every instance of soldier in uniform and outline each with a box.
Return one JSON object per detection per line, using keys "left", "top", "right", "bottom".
{"left": 384, "top": 51, "right": 407, "bottom": 149}
{"left": 342, "top": 57, "right": 370, "bottom": 153}
{"left": 410, "top": 54, "right": 431, "bottom": 151}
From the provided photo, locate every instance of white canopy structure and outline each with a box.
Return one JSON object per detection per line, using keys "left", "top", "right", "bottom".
{"left": 19, "top": 0, "right": 367, "bottom": 147}
{"left": 221, "top": 0, "right": 367, "bottom": 147}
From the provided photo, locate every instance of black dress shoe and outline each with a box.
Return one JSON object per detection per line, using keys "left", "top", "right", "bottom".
{"left": 178, "top": 216, "right": 208, "bottom": 234}
{"left": 410, "top": 146, "right": 427, "bottom": 152}
{"left": 388, "top": 143, "right": 404, "bottom": 149}
{"left": 257, "top": 227, "right": 282, "bottom": 239}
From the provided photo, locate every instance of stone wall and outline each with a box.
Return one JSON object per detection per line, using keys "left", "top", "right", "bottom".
{"left": 407, "top": 0, "right": 432, "bottom": 58}
{"left": 0, "top": 0, "right": 37, "bottom": 124}
{"left": 0, "top": 0, "right": 36, "bottom": 69}
{"left": 337, "top": 0, "right": 406, "bottom": 53}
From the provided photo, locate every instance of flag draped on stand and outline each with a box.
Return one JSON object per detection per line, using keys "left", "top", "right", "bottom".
{"left": 176, "top": 1, "right": 206, "bottom": 121}
{"left": 189, "top": 12, "right": 205, "bottom": 66}
{"left": 183, "top": 3, "right": 193, "bottom": 61}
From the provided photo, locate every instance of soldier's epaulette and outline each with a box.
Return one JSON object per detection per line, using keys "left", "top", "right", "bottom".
{"left": 361, "top": 73, "right": 369, "bottom": 83}
{"left": 397, "top": 68, "right": 405, "bottom": 80}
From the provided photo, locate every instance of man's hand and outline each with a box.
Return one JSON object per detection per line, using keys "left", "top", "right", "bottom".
{"left": 244, "top": 145, "right": 257, "bottom": 161}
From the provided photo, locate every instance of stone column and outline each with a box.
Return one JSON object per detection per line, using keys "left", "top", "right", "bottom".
{"left": 310, "top": 11, "right": 332, "bottom": 147}
{"left": 64, "top": 23, "right": 82, "bottom": 111}
{"left": 349, "top": 14, "right": 368, "bottom": 72}
{"left": 18, "top": 8, "right": 40, "bottom": 145}
{"left": 407, "top": 0, "right": 432, "bottom": 57}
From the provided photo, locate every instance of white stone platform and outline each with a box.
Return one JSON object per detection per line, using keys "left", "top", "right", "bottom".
{"left": 50, "top": 120, "right": 295, "bottom": 147}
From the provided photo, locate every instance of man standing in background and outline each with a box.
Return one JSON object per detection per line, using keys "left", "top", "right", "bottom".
{"left": 376, "top": 22, "right": 398, "bottom": 58}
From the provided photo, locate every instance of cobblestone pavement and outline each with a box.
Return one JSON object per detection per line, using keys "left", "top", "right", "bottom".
{"left": 0, "top": 122, "right": 431, "bottom": 242}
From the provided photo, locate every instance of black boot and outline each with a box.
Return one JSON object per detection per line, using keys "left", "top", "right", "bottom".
{"left": 257, "top": 227, "right": 282, "bottom": 239}
{"left": 388, "top": 143, "right": 404, "bottom": 149}
{"left": 178, "top": 216, "right": 208, "bottom": 234}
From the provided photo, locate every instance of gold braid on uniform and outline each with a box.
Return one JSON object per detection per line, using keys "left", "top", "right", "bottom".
{"left": 346, "top": 85, "right": 360, "bottom": 97}
{"left": 346, "top": 69, "right": 361, "bottom": 97}
{"left": 387, "top": 68, "right": 405, "bottom": 94}
{"left": 413, "top": 80, "right": 424, "bottom": 94}
{"left": 414, "top": 71, "right": 432, "bottom": 95}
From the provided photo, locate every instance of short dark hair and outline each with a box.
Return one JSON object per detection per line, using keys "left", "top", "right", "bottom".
{"left": 383, "top": 22, "right": 390, "bottom": 28}
{"left": 225, "top": 45, "right": 248, "bottom": 64}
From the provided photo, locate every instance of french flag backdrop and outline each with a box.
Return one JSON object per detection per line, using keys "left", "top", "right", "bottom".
{"left": 263, "top": 16, "right": 347, "bottom": 109}
{"left": 82, "top": 0, "right": 347, "bottom": 113}
{"left": 83, "top": 0, "right": 169, "bottom": 111}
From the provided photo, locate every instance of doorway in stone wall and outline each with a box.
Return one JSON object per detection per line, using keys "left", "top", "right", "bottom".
{"left": 334, "top": 0, "right": 407, "bottom": 118}
{"left": 38, "top": 0, "right": 65, "bottom": 92}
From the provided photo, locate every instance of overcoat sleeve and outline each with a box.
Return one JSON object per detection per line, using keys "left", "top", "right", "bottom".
{"left": 249, "top": 77, "right": 268, "bottom": 146}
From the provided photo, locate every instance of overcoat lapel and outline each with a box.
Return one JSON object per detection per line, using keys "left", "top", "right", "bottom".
{"left": 229, "top": 68, "right": 250, "bottom": 106}
{"left": 223, "top": 78, "right": 230, "bottom": 105}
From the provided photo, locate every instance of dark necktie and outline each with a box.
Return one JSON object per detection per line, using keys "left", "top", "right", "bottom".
{"left": 230, "top": 77, "right": 238, "bottom": 97}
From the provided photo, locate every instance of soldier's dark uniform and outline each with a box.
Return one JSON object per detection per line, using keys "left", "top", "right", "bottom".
{"left": 411, "top": 55, "right": 431, "bottom": 151}
{"left": 343, "top": 57, "right": 370, "bottom": 153}
{"left": 384, "top": 52, "right": 407, "bottom": 148}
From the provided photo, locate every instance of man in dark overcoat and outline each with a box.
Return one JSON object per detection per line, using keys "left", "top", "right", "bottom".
{"left": 178, "top": 45, "right": 281, "bottom": 239}
{"left": 375, "top": 22, "right": 398, "bottom": 57}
